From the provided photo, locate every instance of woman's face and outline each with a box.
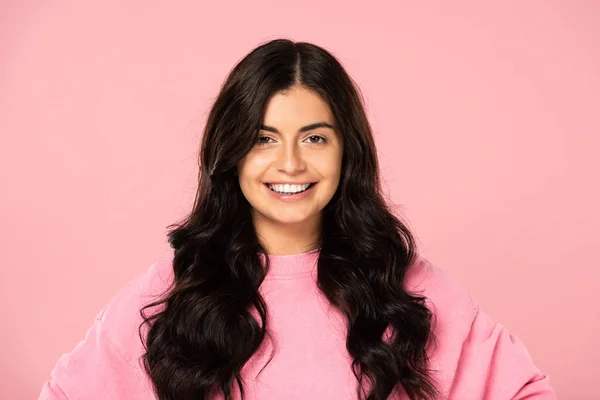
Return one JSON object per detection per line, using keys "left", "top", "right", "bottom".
{"left": 237, "top": 85, "right": 343, "bottom": 229}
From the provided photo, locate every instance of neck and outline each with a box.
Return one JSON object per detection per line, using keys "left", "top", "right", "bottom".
{"left": 252, "top": 212, "right": 321, "bottom": 256}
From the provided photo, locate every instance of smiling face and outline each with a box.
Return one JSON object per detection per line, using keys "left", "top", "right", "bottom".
{"left": 237, "top": 85, "right": 343, "bottom": 239}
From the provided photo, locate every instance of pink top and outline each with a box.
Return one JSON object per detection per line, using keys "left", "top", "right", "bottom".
{"left": 39, "top": 252, "right": 556, "bottom": 399}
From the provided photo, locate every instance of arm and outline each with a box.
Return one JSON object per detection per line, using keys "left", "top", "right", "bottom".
{"left": 38, "top": 318, "right": 149, "bottom": 400}
{"left": 448, "top": 305, "right": 557, "bottom": 400}
{"left": 38, "top": 261, "right": 168, "bottom": 399}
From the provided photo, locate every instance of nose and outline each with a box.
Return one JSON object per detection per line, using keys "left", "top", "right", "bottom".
{"left": 275, "top": 142, "right": 307, "bottom": 174}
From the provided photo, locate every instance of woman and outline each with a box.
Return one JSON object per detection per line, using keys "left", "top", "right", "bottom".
{"left": 39, "top": 39, "right": 556, "bottom": 400}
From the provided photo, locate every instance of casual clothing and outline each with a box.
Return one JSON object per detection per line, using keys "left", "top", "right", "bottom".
{"left": 39, "top": 251, "right": 556, "bottom": 399}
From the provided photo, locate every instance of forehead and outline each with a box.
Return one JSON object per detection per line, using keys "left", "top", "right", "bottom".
{"left": 262, "top": 86, "right": 335, "bottom": 127}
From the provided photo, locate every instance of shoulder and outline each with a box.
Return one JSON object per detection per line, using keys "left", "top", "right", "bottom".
{"left": 404, "top": 257, "right": 481, "bottom": 388}
{"left": 404, "top": 256, "right": 478, "bottom": 346}
{"left": 403, "top": 257, "right": 557, "bottom": 398}
{"left": 95, "top": 257, "right": 175, "bottom": 368}
{"left": 40, "top": 258, "right": 176, "bottom": 399}
{"left": 405, "top": 256, "right": 476, "bottom": 314}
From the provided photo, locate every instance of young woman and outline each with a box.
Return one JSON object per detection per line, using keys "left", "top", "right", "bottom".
{"left": 39, "top": 39, "right": 557, "bottom": 400}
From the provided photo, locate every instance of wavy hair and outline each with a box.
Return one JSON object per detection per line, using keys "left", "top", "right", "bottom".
{"left": 139, "top": 39, "right": 439, "bottom": 400}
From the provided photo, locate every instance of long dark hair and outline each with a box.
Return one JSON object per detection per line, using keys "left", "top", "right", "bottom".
{"left": 139, "top": 39, "right": 439, "bottom": 400}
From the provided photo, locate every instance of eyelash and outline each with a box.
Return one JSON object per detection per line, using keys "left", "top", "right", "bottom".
{"left": 256, "top": 135, "right": 327, "bottom": 145}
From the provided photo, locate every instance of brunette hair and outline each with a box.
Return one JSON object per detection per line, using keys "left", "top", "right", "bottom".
{"left": 139, "top": 38, "right": 439, "bottom": 400}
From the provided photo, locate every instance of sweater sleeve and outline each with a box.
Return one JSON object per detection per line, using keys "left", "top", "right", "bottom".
{"left": 38, "top": 316, "right": 149, "bottom": 400}
{"left": 37, "top": 260, "right": 169, "bottom": 400}
{"left": 448, "top": 304, "right": 557, "bottom": 399}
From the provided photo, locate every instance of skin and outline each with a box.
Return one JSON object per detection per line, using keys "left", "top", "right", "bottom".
{"left": 237, "top": 85, "right": 344, "bottom": 256}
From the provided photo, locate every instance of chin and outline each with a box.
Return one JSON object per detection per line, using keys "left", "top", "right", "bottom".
{"left": 267, "top": 211, "right": 317, "bottom": 226}
{"left": 272, "top": 216, "right": 312, "bottom": 225}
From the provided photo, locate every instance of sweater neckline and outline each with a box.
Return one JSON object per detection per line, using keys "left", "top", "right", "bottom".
{"left": 258, "top": 249, "right": 319, "bottom": 278}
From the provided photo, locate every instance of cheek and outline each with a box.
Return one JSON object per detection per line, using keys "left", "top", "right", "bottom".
{"left": 237, "top": 165, "right": 256, "bottom": 196}
{"left": 313, "top": 152, "right": 342, "bottom": 180}
{"left": 238, "top": 156, "right": 263, "bottom": 182}
{"left": 239, "top": 153, "right": 274, "bottom": 175}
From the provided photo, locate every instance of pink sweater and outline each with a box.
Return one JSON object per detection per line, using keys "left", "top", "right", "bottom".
{"left": 39, "top": 251, "right": 556, "bottom": 399}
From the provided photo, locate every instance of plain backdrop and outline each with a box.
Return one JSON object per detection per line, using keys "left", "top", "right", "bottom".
{"left": 1, "top": 1, "right": 599, "bottom": 399}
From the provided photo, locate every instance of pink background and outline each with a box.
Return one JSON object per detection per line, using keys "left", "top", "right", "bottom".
{"left": 1, "top": 1, "right": 598, "bottom": 398}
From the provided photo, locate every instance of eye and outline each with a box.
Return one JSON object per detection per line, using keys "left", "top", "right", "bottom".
{"left": 256, "top": 136, "right": 275, "bottom": 145}
{"left": 305, "top": 135, "right": 327, "bottom": 144}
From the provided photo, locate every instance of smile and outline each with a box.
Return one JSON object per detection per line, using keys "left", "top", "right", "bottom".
{"left": 266, "top": 183, "right": 316, "bottom": 194}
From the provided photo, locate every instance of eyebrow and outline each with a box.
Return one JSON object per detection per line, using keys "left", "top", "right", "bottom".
{"left": 259, "top": 122, "right": 335, "bottom": 133}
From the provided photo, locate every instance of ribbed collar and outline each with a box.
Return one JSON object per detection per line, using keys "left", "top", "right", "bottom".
{"left": 258, "top": 249, "right": 320, "bottom": 279}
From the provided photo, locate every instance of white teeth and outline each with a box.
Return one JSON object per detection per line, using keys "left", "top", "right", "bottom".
{"left": 268, "top": 183, "right": 311, "bottom": 194}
